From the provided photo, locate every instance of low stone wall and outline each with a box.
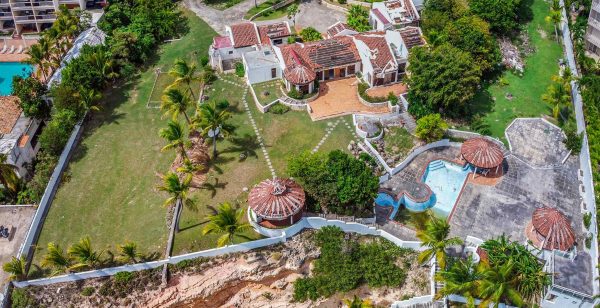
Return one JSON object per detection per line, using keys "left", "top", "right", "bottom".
{"left": 322, "top": 0, "right": 348, "bottom": 13}
{"left": 446, "top": 128, "right": 504, "bottom": 148}
{"left": 352, "top": 114, "right": 384, "bottom": 141}
{"left": 357, "top": 90, "right": 390, "bottom": 108}
{"left": 248, "top": 84, "right": 280, "bottom": 113}
{"left": 247, "top": 0, "right": 296, "bottom": 21}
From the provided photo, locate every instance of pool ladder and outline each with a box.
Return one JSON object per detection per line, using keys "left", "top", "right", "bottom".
{"left": 428, "top": 160, "right": 445, "bottom": 171}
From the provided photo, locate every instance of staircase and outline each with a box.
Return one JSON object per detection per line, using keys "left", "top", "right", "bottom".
{"left": 399, "top": 110, "right": 417, "bottom": 133}
{"left": 428, "top": 160, "right": 445, "bottom": 172}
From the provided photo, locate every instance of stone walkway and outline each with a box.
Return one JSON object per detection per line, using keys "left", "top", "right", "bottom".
{"left": 216, "top": 74, "right": 276, "bottom": 178}
{"left": 311, "top": 117, "right": 360, "bottom": 153}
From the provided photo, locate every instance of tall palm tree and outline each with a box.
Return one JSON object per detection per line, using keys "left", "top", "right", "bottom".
{"left": 24, "top": 42, "right": 50, "bottom": 80}
{"left": 478, "top": 261, "right": 525, "bottom": 308}
{"left": 176, "top": 158, "right": 205, "bottom": 182}
{"left": 168, "top": 59, "right": 200, "bottom": 100}
{"left": 416, "top": 216, "right": 463, "bottom": 269}
{"left": 0, "top": 154, "right": 20, "bottom": 196}
{"left": 545, "top": 0, "right": 562, "bottom": 43}
{"left": 159, "top": 120, "right": 189, "bottom": 160}
{"left": 3, "top": 256, "right": 27, "bottom": 281}
{"left": 202, "top": 202, "right": 251, "bottom": 247}
{"left": 542, "top": 78, "right": 571, "bottom": 121}
{"left": 67, "top": 236, "right": 104, "bottom": 270}
{"left": 157, "top": 172, "right": 195, "bottom": 232}
{"left": 117, "top": 241, "right": 141, "bottom": 264}
{"left": 41, "top": 242, "right": 71, "bottom": 275}
{"left": 435, "top": 256, "right": 481, "bottom": 306}
{"left": 343, "top": 295, "right": 374, "bottom": 308}
{"left": 194, "top": 102, "right": 234, "bottom": 157}
{"left": 161, "top": 88, "right": 193, "bottom": 124}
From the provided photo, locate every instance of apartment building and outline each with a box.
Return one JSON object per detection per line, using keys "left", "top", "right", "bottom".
{"left": 585, "top": 0, "right": 600, "bottom": 59}
{"left": 0, "top": 0, "right": 105, "bottom": 34}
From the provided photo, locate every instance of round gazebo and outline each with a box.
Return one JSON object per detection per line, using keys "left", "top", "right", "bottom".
{"left": 284, "top": 63, "right": 316, "bottom": 95}
{"left": 526, "top": 207, "right": 576, "bottom": 251}
{"left": 461, "top": 137, "right": 504, "bottom": 178}
{"left": 248, "top": 178, "right": 306, "bottom": 227}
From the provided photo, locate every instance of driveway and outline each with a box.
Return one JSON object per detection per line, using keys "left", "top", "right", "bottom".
{"left": 184, "top": 0, "right": 346, "bottom": 34}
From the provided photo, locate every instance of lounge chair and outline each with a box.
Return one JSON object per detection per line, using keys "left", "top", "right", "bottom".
{"left": 0, "top": 45, "right": 6, "bottom": 54}
{"left": 7, "top": 45, "right": 14, "bottom": 54}
{"left": 16, "top": 45, "right": 23, "bottom": 54}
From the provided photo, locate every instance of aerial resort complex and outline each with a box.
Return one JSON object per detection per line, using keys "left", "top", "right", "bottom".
{"left": 1, "top": 0, "right": 600, "bottom": 306}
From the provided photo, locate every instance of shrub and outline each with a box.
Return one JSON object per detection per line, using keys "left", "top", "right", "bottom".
{"left": 81, "top": 286, "right": 95, "bottom": 296}
{"left": 269, "top": 102, "right": 290, "bottom": 114}
{"left": 262, "top": 8, "right": 273, "bottom": 16}
{"left": 235, "top": 62, "right": 245, "bottom": 77}
{"left": 114, "top": 271, "right": 134, "bottom": 283}
{"left": 11, "top": 288, "right": 35, "bottom": 308}
{"left": 300, "top": 27, "right": 323, "bottom": 42}
{"left": 586, "top": 234, "right": 592, "bottom": 249}
{"left": 415, "top": 113, "right": 448, "bottom": 143}
{"left": 564, "top": 123, "right": 582, "bottom": 154}
{"left": 39, "top": 109, "right": 79, "bottom": 156}
{"left": 583, "top": 212, "right": 592, "bottom": 229}
{"left": 287, "top": 36, "right": 296, "bottom": 44}
{"left": 338, "top": 0, "right": 347, "bottom": 4}
{"left": 200, "top": 56, "right": 209, "bottom": 67}
{"left": 357, "top": 83, "right": 387, "bottom": 103}
{"left": 388, "top": 92, "right": 398, "bottom": 106}
{"left": 287, "top": 87, "right": 304, "bottom": 99}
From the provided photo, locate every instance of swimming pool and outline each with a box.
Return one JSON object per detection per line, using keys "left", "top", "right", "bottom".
{"left": 375, "top": 160, "right": 471, "bottom": 219}
{"left": 0, "top": 62, "right": 33, "bottom": 96}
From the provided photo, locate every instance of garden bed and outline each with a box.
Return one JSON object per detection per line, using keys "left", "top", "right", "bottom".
{"left": 369, "top": 126, "right": 417, "bottom": 167}
{"left": 244, "top": 0, "right": 297, "bottom": 21}
{"left": 251, "top": 80, "right": 283, "bottom": 106}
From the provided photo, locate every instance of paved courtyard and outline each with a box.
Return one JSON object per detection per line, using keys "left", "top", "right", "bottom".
{"left": 505, "top": 118, "right": 570, "bottom": 168}
{"left": 309, "top": 78, "right": 390, "bottom": 120}
{"left": 0, "top": 206, "right": 36, "bottom": 288}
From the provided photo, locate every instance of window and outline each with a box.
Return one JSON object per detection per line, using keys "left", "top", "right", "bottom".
{"left": 271, "top": 68, "right": 277, "bottom": 78}
{"left": 546, "top": 294, "right": 558, "bottom": 303}
{"left": 273, "top": 39, "right": 283, "bottom": 45}
{"left": 228, "top": 50, "right": 234, "bottom": 55}
{"left": 347, "top": 64, "right": 355, "bottom": 75}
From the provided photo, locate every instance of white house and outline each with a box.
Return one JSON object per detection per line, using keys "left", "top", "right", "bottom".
{"left": 353, "top": 30, "right": 409, "bottom": 87}
{"left": 242, "top": 48, "right": 282, "bottom": 84}
{"left": 0, "top": 98, "right": 43, "bottom": 178}
{"left": 370, "top": 0, "right": 420, "bottom": 31}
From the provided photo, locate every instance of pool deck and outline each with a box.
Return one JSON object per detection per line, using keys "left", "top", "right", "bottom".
{"left": 377, "top": 118, "right": 593, "bottom": 295}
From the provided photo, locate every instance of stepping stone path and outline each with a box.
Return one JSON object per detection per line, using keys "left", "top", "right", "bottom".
{"left": 217, "top": 74, "right": 277, "bottom": 178}
{"left": 311, "top": 118, "right": 361, "bottom": 153}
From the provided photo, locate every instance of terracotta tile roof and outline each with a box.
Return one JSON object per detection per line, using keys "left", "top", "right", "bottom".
{"left": 460, "top": 137, "right": 504, "bottom": 169}
{"left": 354, "top": 33, "right": 395, "bottom": 72}
{"left": 0, "top": 97, "right": 22, "bottom": 135}
{"left": 326, "top": 22, "right": 354, "bottom": 38}
{"left": 257, "top": 22, "right": 290, "bottom": 45}
{"left": 248, "top": 178, "right": 305, "bottom": 220}
{"left": 398, "top": 26, "right": 426, "bottom": 49}
{"left": 230, "top": 22, "right": 259, "bottom": 48}
{"left": 213, "top": 36, "right": 232, "bottom": 49}
{"left": 530, "top": 207, "right": 576, "bottom": 251}
{"left": 372, "top": 8, "right": 391, "bottom": 25}
{"left": 280, "top": 37, "right": 361, "bottom": 71}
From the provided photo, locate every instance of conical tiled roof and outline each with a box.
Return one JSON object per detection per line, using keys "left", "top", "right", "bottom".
{"left": 461, "top": 137, "right": 504, "bottom": 169}
{"left": 248, "top": 178, "right": 305, "bottom": 220}
{"left": 531, "top": 207, "right": 576, "bottom": 251}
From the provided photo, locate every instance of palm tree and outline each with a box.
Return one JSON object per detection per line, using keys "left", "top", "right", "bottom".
{"left": 41, "top": 242, "right": 71, "bottom": 275}
{"left": 117, "top": 241, "right": 141, "bottom": 264}
{"left": 287, "top": 4, "right": 300, "bottom": 26}
{"left": 157, "top": 172, "right": 195, "bottom": 232}
{"left": 78, "top": 87, "right": 102, "bottom": 112}
{"left": 161, "top": 88, "right": 193, "bottom": 124}
{"left": 194, "top": 101, "right": 234, "bottom": 157}
{"left": 542, "top": 77, "right": 571, "bottom": 121}
{"left": 0, "top": 154, "right": 20, "bottom": 196}
{"left": 478, "top": 261, "right": 525, "bottom": 308}
{"left": 545, "top": 0, "right": 562, "bottom": 43}
{"left": 203, "top": 202, "right": 252, "bottom": 247}
{"left": 3, "top": 256, "right": 27, "bottom": 281}
{"left": 435, "top": 256, "right": 481, "bottom": 306}
{"left": 67, "top": 236, "right": 104, "bottom": 270}
{"left": 159, "top": 120, "right": 189, "bottom": 160}
{"left": 168, "top": 59, "right": 201, "bottom": 101}
{"left": 176, "top": 158, "right": 205, "bottom": 182}
{"left": 416, "top": 216, "right": 463, "bottom": 269}
{"left": 343, "top": 295, "right": 374, "bottom": 308}
{"left": 24, "top": 42, "right": 50, "bottom": 80}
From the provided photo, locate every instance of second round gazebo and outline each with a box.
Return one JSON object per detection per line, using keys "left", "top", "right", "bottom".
{"left": 461, "top": 137, "right": 505, "bottom": 178}
{"left": 248, "top": 178, "right": 306, "bottom": 228}
{"left": 526, "top": 207, "right": 576, "bottom": 251}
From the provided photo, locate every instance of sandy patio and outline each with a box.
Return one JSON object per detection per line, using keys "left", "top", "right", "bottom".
{"left": 308, "top": 78, "right": 390, "bottom": 121}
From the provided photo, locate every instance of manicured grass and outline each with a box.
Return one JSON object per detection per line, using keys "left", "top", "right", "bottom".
{"left": 34, "top": 10, "right": 222, "bottom": 263}
{"left": 204, "top": 0, "right": 245, "bottom": 10}
{"left": 251, "top": 80, "right": 282, "bottom": 106}
{"left": 148, "top": 73, "right": 202, "bottom": 104}
{"left": 244, "top": 0, "right": 295, "bottom": 21}
{"left": 467, "top": 0, "right": 562, "bottom": 140}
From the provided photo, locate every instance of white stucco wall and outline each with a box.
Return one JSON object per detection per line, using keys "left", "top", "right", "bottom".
{"left": 353, "top": 38, "right": 376, "bottom": 86}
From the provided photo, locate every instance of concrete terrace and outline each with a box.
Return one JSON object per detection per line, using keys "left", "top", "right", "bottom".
{"left": 377, "top": 118, "right": 592, "bottom": 294}
{"left": 0, "top": 206, "right": 36, "bottom": 286}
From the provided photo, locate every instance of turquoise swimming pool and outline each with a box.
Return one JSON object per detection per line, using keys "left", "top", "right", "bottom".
{"left": 376, "top": 160, "right": 472, "bottom": 219}
{"left": 0, "top": 62, "right": 33, "bottom": 96}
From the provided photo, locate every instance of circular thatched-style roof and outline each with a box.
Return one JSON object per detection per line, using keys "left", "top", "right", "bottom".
{"left": 284, "top": 64, "right": 316, "bottom": 85}
{"left": 527, "top": 207, "right": 576, "bottom": 251}
{"left": 461, "top": 137, "right": 504, "bottom": 169}
{"left": 248, "top": 178, "right": 305, "bottom": 220}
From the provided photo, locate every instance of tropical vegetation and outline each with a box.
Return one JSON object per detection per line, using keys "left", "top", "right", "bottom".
{"left": 299, "top": 27, "right": 323, "bottom": 42}
{"left": 415, "top": 213, "right": 463, "bottom": 269}
{"left": 202, "top": 202, "right": 252, "bottom": 247}
{"left": 346, "top": 5, "right": 370, "bottom": 32}
{"left": 415, "top": 113, "right": 448, "bottom": 143}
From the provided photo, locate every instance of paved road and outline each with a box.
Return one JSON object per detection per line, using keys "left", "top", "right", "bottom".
{"left": 184, "top": 0, "right": 346, "bottom": 34}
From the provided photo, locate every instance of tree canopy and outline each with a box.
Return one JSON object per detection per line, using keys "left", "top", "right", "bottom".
{"left": 300, "top": 27, "right": 323, "bottom": 42}
{"left": 11, "top": 76, "right": 49, "bottom": 120}
{"left": 469, "top": 0, "right": 521, "bottom": 34}
{"left": 346, "top": 5, "right": 371, "bottom": 32}
{"left": 407, "top": 44, "right": 482, "bottom": 118}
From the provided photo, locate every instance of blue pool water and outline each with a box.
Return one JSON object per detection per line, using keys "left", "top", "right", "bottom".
{"left": 0, "top": 62, "right": 33, "bottom": 96}
{"left": 375, "top": 160, "right": 472, "bottom": 219}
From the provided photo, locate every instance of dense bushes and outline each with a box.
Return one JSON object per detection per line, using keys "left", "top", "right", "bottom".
{"left": 10, "top": 288, "right": 36, "bottom": 308}
{"left": 357, "top": 83, "right": 388, "bottom": 103}
{"left": 287, "top": 150, "right": 379, "bottom": 216}
{"left": 293, "top": 226, "right": 410, "bottom": 302}
{"left": 415, "top": 113, "right": 448, "bottom": 143}
{"left": 11, "top": 76, "right": 49, "bottom": 119}
{"left": 235, "top": 62, "right": 245, "bottom": 77}
{"left": 269, "top": 102, "right": 290, "bottom": 114}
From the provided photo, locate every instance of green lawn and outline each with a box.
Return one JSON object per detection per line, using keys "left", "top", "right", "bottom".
{"left": 467, "top": 0, "right": 562, "bottom": 140}
{"left": 244, "top": 0, "right": 295, "bottom": 21}
{"left": 33, "top": 9, "right": 222, "bottom": 263}
{"left": 251, "top": 80, "right": 283, "bottom": 106}
{"left": 383, "top": 127, "right": 414, "bottom": 158}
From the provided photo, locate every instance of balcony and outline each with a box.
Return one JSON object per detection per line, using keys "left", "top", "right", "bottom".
{"left": 0, "top": 12, "right": 11, "bottom": 20}
{"left": 11, "top": 2, "right": 34, "bottom": 11}
{"left": 36, "top": 13, "right": 56, "bottom": 22}
{"left": 31, "top": 1, "right": 55, "bottom": 9}
{"left": 589, "top": 18, "right": 600, "bottom": 31}
{"left": 0, "top": 0, "right": 9, "bottom": 7}
{"left": 13, "top": 14, "right": 36, "bottom": 24}
{"left": 586, "top": 33, "right": 600, "bottom": 48}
